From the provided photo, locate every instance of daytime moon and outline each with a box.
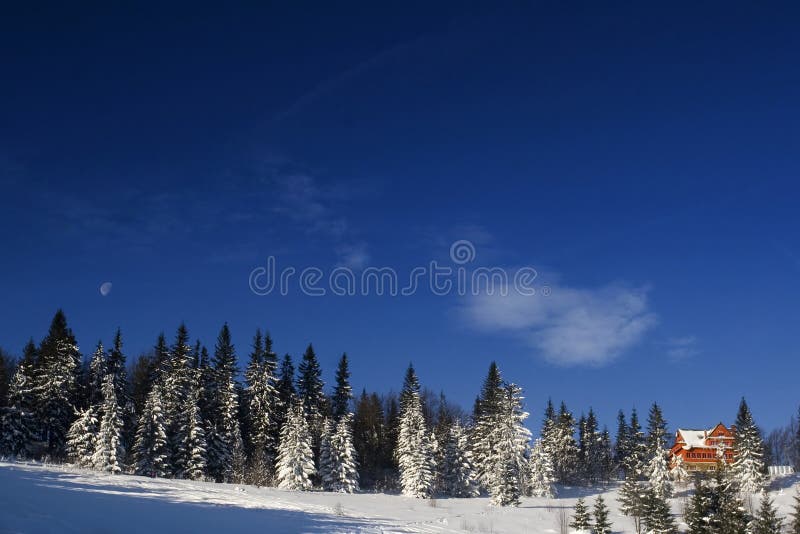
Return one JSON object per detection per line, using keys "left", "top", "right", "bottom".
{"left": 99, "top": 282, "right": 113, "bottom": 296}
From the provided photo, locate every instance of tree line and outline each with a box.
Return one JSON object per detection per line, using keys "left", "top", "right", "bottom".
{"left": 1, "top": 310, "right": 799, "bottom": 532}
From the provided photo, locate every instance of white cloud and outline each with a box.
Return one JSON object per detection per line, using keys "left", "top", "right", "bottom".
{"left": 459, "top": 280, "right": 657, "bottom": 366}
{"left": 664, "top": 336, "right": 699, "bottom": 361}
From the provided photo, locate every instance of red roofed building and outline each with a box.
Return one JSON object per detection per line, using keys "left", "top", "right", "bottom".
{"left": 669, "top": 423, "right": 735, "bottom": 472}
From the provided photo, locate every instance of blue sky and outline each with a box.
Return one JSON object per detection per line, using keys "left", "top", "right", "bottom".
{"left": 2, "top": 3, "right": 799, "bottom": 433}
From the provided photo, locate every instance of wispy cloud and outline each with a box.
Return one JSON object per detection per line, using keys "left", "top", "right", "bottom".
{"left": 459, "top": 280, "right": 657, "bottom": 366}
{"left": 663, "top": 336, "right": 700, "bottom": 361}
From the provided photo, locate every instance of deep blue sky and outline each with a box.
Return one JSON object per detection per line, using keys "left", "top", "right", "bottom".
{"left": 2, "top": 3, "right": 799, "bottom": 434}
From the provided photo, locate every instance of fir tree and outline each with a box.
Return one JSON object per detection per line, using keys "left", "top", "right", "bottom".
{"left": 527, "top": 438, "right": 556, "bottom": 498}
{"left": 92, "top": 374, "right": 125, "bottom": 473}
{"left": 331, "top": 353, "right": 353, "bottom": 421}
{"left": 297, "top": 344, "right": 326, "bottom": 439}
{"left": 87, "top": 342, "right": 107, "bottom": 406}
{"left": 442, "top": 422, "right": 478, "bottom": 497}
{"left": 550, "top": 401, "right": 579, "bottom": 485}
{"left": 732, "top": 397, "right": 767, "bottom": 494}
{"left": 750, "top": 494, "right": 782, "bottom": 534}
{"left": 472, "top": 362, "right": 505, "bottom": 490}
{"left": 396, "top": 368, "right": 435, "bottom": 499}
{"left": 592, "top": 495, "right": 612, "bottom": 534}
{"left": 66, "top": 406, "right": 98, "bottom": 467}
{"left": 318, "top": 417, "right": 335, "bottom": 489}
{"left": 0, "top": 360, "right": 36, "bottom": 457}
{"left": 488, "top": 383, "right": 530, "bottom": 507}
{"left": 352, "top": 390, "right": 387, "bottom": 488}
{"left": 107, "top": 328, "right": 128, "bottom": 409}
{"left": 161, "top": 324, "right": 193, "bottom": 475}
{"left": 618, "top": 474, "right": 645, "bottom": 533}
{"left": 614, "top": 409, "right": 629, "bottom": 475}
{"left": 276, "top": 400, "right": 316, "bottom": 491}
{"left": 132, "top": 384, "right": 169, "bottom": 477}
{"left": 243, "top": 329, "right": 277, "bottom": 485}
{"left": 175, "top": 373, "right": 207, "bottom": 480}
{"left": 570, "top": 498, "right": 592, "bottom": 533}
{"left": 205, "top": 323, "right": 242, "bottom": 482}
{"left": 33, "top": 310, "right": 81, "bottom": 456}
{"left": 326, "top": 413, "right": 359, "bottom": 493}
{"left": 670, "top": 454, "right": 688, "bottom": 486}
{"left": 641, "top": 487, "right": 677, "bottom": 534}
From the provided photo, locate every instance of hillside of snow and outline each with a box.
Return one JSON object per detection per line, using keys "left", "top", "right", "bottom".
{"left": 1, "top": 461, "right": 798, "bottom": 533}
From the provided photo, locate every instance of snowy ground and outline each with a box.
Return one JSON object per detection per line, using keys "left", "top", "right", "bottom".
{"left": 1, "top": 462, "right": 798, "bottom": 534}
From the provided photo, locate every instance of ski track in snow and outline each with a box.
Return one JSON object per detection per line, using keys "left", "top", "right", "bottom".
{"left": 1, "top": 461, "right": 799, "bottom": 533}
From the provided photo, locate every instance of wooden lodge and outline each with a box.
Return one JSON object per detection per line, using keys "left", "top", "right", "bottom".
{"left": 669, "top": 423, "right": 734, "bottom": 472}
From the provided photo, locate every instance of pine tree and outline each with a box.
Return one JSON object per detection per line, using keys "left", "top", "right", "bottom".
{"left": 331, "top": 353, "right": 353, "bottom": 421}
{"left": 318, "top": 417, "right": 335, "bottom": 489}
{"left": 644, "top": 403, "right": 672, "bottom": 500}
{"left": 275, "top": 353, "right": 296, "bottom": 440}
{"left": 750, "top": 494, "right": 782, "bottom": 534}
{"left": 92, "top": 374, "right": 125, "bottom": 473}
{"left": 550, "top": 401, "right": 579, "bottom": 484}
{"left": 297, "top": 344, "right": 326, "bottom": 441}
{"left": 243, "top": 329, "right": 277, "bottom": 485}
{"left": 275, "top": 400, "right": 316, "bottom": 491}
{"left": 527, "top": 438, "right": 556, "bottom": 498}
{"left": 161, "top": 324, "right": 193, "bottom": 476}
{"left": 132, "top": 384, "right": 169, "bottom": 477}
{"left": 66, "top": 406, "right": 98, "bottom": 467}
{"left": 488, "top": 383, "right": 530, "bottom": 507}
{"left": 614, "top": 409, "right": 629, "bottom": 475}
{"left": 641, "top": 487, "right": 677, "bottom": 534}
{"left": 33, "top": 310, "right": 81, "bottom": 456}
{"left": 619, "top": 475, "right": 645, "bottom": 533}
{"left": 592, "top": 495, "right": 612, "bottom": 534}
{"left": 670, "top": 454, "right": 688, "bottom": 486}
{"left": 442, "top": 422, "right": 478, "bottom": 497}
{"left": 87, "top": 342, "right": 107, "bottom": 406}
{"left": 327, "top": 413, "right": 359, "bottom": 493}
{"left": 206, "top": 323, "right": 242, "bottom": 483}
{"left": 570, "top": 498, "right": 592, "bottom": 533}
{"left": 396, "top": 367, "right": 435, "bottom": 498}
{"left": 175, "top": 373, "right": 207, "bottom": 480}
{"left": 0, "top": 359, "right": 36, "bottom": 457}
{"left": 472, "top": 362, "right": 505, "bottom": 490}
{"left": 732, "top": 397, "right": 767, "bottom": 494}
{"left": 107, "top": 328, "right": 128, "bottom": 409}
{"left": 352, "top": 390, "right": 387, "bottom": 488}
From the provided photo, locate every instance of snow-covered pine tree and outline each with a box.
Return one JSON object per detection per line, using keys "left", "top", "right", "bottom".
{"left": 327, "top": 413, "right": 359, "bottom": 493}
{"left": 488, "top": 383, "right": 531, "bottom": 507}
{"left": 206, "top": 323, "right": 242, "bottom": 483}
{"left": 614, "top": 409, "right": 629, "bottom": 475}
{"left": 550, "top": 401, "right": 579, "bottom": 485}
{"left": 274, "top": 353, "right": 296, "bottom": 449}
{"left": 330, "top": 353, "right": 353, "bottom": 422}
{"left": 750, "top": 494, "right": 782, "bottom": 534}
{"left": 579, "top": 408, "right": 605, "bottom": 485}
{"left": 132, "top": 383, "right": 169, "bottom": 477}
{"left": 318, "top": 417, "right": 335, "bottom": 489}
{"left": 175, "top": 372, "right": 207, "bottom": 480}
{"left": 593, "top": 495, "right": 612, "bottom": 534}
{"left": 243, "top": 329, "right": 278, "bottom": 485}
{"left": 297, "top": 344, "right": 326, "bottom": 439}
{"left": 396, "top": 366, "right": 435, "bottom": 498}
{"left": 92, "top": 374, "right": 125, "bottom": 473}
{"left": 0, "top": 359, "right": 36, "bottom": 457}
{"left": 670, "top": 454, "right": 688, "bottom": 486}
{"left": 275, "top": 400, "right": 316, "bottom": 491}
{"left": 641, "top": 487, "right": 677, "bottom": 534}
{"left": 32, "top": 310, "right": 81, "bottom": 456}
{"left": 527, "top": 438, "right": 556, "bottom": 498}
{"left": 106, "top": 329, "right": 128, "bottom": 405}
{"left": 569, "top": 498, "right": 592, "bottom": 533}
{"left": 87, "top": 342, "right": 107, "bottom": 406}
{"left": 161, "top": 325, "right": 193, "bottom": 476}
{"left": 644, "top": 403, "right": 673, "bottom": 500}
{"left": 471, "top": 362, "right": 504, "bottom": 491}
{"left": 731, "top": 397, "right": 767, "bottom": 494}
{"left": 442, "top": 421, "right": 478, "bottom": 497}
{"left": 66, "top": 406, "right": 98, "bottom": 467}
{"left": 618, "top": 475, "right": 645, "bottom": 533}
{"left": 598, "top": 428, "right": 614, "bottom": 482}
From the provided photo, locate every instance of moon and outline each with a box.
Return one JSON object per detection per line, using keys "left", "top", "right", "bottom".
{"left": 99, "top": 282, "right": 113, "bottom": 297}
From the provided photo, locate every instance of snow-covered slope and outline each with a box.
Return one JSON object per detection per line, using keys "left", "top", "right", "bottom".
{"left": 1, "top": 461, "right": 798, "bottom": 533}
